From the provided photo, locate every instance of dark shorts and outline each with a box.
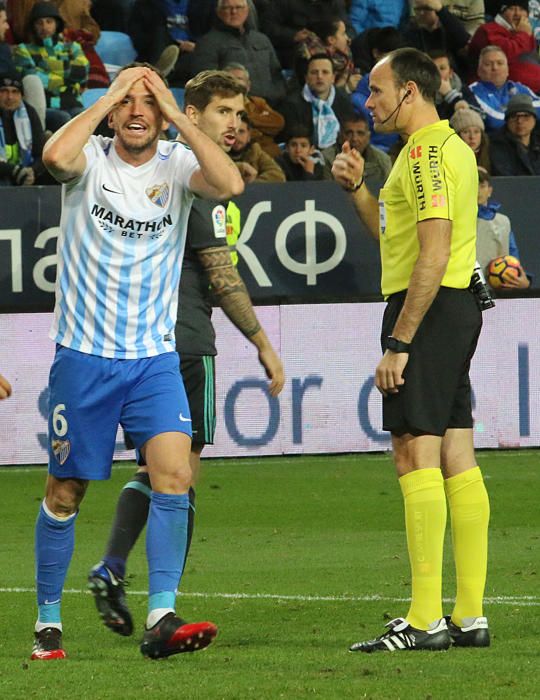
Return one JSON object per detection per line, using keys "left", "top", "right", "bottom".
{"left": 381, "top": 287, "right": 482, "bottom": 437}
{"left": 124, "top": 353, "right": 216, "bottom": 453}
{"left": 180, "top": 354, "right": 216, "bottom": 447}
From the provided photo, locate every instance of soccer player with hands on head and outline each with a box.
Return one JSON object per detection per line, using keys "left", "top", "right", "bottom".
{"left": 87, "top": 71, "right": 284, "bottom": 642}
{"left": 32, "top": 63, "right": 244, "bottom": 662}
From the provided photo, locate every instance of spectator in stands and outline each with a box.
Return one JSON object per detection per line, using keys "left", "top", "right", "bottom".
{"left": 190, "top": 0, "right": 285, "bottom": 105}
{"left": 340, "top": 113, "right": 391, "bottom": 191}
{"left": 0, "top": 72, "right": 50, "bottom": 185}
{"left": 295, "top": 18, "right": 361, "bottom": 93}
{"left": 351, "top": 25, "right": 405, "bottom": 74}
{"left": 468, "top": 1, "right": 540, "bottom": 93}
{"left": 477, "top": 168, "right": 529, "bottom": 287}
{"left": 404, "top": 0, "right": 470, "bottom": 74}
{"left": 55, "top": 0, "right": 109, "bottom": 87}
{"left": 229, "top": 113, "right": 285, "bottom": 183}
{"left": 0, "top": 2, "right": 47, "bottom": 128}
{"left": 127, "top": 0, "right": 217, "bottom": 84}
{"left": 469, "top": 45, "right": 540, "bottom": 131}
{"left": 223, "top": 62, "right": 284, "bottom": 157}
{"left": 280, "top": 53, "right": 354, "bottom": 170}
{"left": 445, "top": 0, "right": 485, "bottom": 35}
{"left": 350, "top": 27, "right": 404, "bottom": 153}
{"left": 348, "top": 0, "right": 409, "bottom": 35}
{"left": 260, "top": 0, "right": 350, "bottom": 69}
{"left": 450, "top": 106, "right": 491, "bottom": 171}
{"left": 429, "top": 49, "right": 477, "bottom": 119}
{"left": 14, "top": 2, "right": 89, "bottom": 132}
{"left": 490, "top": 92, "right": 540, "bottom": 174}
{"left": 275, "top": 123, "right": 327, "bottom": 181}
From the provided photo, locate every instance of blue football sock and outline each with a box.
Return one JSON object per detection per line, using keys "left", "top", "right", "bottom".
{"left": 146, "top": 491, "right": 189, "bottom": 614}
{"left": 35, "top": 501, "right": 78, "bottom": 624}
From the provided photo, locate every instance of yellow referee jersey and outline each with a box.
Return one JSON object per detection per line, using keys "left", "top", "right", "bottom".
{"left": 378, "top": 120, "right": 478, "bottom": 297}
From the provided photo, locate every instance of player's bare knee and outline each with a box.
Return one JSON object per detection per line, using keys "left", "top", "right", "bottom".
{"left": 150, "top": 463, "right": 192, "bottom": 493}
{"left": 45, "top": 476, "right": 87, "bottom": 516}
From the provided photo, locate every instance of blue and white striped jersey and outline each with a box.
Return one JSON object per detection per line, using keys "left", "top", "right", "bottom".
{"left": 50, "top": 135, "right": 199, "bottom": 359}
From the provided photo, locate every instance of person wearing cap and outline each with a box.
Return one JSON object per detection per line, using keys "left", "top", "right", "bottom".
{"left": 0, "top": 71, "right": 50, "bottom": 185}
{"left": 468, "top": 45, "right": 540, "bottom": 131}
{"left": 13, "top": 1, "right": 89, "bottom": 132}
{"left": 489, "top": 92, "right": 540, "bottom": 174}
{"left": 450, "top": 106, "right": 491, "bottom": 171}
{"left": 469, "top": 1, "right": 540, "bottom": 93}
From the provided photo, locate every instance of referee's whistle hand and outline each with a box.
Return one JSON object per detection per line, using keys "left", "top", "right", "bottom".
{"left": 375, "top": 352, "right": 407, "bottom": 396}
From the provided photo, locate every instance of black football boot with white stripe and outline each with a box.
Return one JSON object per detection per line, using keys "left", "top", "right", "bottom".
{"left": 445, "top": 616, "right": 490, "bottom": 647}
{"left": 349, "top": 617, "right": 451, "bottom": 653}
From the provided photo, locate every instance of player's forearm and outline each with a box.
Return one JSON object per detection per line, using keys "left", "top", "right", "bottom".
{"left": 43, "top": 95, "right": 116, "bottom": 172}
{"left": 350, "top": 183, "right": 380, "bottom": 240}
{"left": 176, "top": 117, "right": 244, "bottom": 198}
{"left": 392, "top": 253, "right": 449, "bottom": 343}
{"left": 211, "top": 276, "right": 262, "bottom": 339}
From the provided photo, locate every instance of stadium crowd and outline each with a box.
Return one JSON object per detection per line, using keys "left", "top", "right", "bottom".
{"left": 0, "top": 2, "right": 540, "bottom": 184}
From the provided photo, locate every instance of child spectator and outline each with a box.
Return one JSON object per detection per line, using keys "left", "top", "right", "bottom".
{"left": 428, "top": 48, "right": 476, "bottom": 119}
{"left": 275, "top": 124, "right": 327, "bottom": 181}
{"left": 450, "top": 107, "right": 491, "bottom": 172}
{"left": 230, "top": 113, "right": 285, "bottom": 183}
{"left": 477, "top": 168, "right": 529, "bottom": 288}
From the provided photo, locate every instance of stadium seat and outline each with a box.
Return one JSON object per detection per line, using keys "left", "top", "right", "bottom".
{"left": 95, "top": 31, "right": 137, "bottom": 79}
{"left": 170, "top": 87, "right": 185, "bottom": 108}
{"left": 81, "top": 88, "right": 108, "bottom": 109}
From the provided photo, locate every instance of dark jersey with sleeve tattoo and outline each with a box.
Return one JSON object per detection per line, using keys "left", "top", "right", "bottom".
{"left": 175, "top": 197, "right": 230, "bottom": 356}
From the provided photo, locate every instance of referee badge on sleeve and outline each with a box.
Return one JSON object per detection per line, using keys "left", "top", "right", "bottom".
{"left": 212, "top": 205, "right": 227, "bottom": 238}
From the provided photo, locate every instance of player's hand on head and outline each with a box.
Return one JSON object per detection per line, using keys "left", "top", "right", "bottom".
{"left": 108, "top": 66, "right": 152, "bottom": 104}
{"left": 258, "top": 346, "right": 285, "bottom": 397}
{"left": 142, "top": 69, "right": 181, "bottom": 123}
{"left": 332, "top": 141, "right": 365, "bottom": 190}
{"left": 0, "top": 373, "right": 12, "bottom": 399}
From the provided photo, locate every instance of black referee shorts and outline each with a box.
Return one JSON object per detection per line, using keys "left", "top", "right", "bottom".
{"left": 381, "top": 286, "right": 482, "bottom": 437}
{"left": 124, "top": 353, "right": 216, "bottom": 454}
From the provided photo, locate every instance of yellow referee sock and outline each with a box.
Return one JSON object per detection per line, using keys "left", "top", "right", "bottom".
{"left": 445, "top": 466, "right": 490, "bottom": 626}
{"left": 399, "top": 468, "right": 447, "bottom": 630}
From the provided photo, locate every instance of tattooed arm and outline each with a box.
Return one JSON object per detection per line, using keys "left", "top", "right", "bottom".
{"left": 197, "top": 246, "right": 285, "bottom": 397}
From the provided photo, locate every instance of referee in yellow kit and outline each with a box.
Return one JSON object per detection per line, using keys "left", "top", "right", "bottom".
{"left": 332, "top": 48, "right": 490, "bottom": 653}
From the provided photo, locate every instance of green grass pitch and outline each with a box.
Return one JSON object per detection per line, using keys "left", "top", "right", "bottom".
{"left": 0, "top": 451, "right": 538, "bottom": 699}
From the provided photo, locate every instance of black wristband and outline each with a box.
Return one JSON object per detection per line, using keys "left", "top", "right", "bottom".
{"left": 386, "top": 336, "right": 411, "bottom": 353}
{"left": 350, "top": 176, "right": 364, "bottom": 192}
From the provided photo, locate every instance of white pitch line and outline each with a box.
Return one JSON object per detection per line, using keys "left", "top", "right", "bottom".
{"left": 1, "top": 587, "right": 539, "bottom": 606}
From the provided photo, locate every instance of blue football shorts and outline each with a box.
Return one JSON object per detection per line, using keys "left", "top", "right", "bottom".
{"left": 47, "top": 346, "right": 192, "bottom": 480}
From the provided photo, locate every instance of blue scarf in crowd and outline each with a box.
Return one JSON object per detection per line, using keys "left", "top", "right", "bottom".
{"left": 0, "top": 102, "right": 33, "bottom": 166}
{"left": 302, "top": 83, "right": 340, "bottom": 149}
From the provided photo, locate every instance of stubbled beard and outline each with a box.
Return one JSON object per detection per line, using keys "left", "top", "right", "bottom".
{"left": 117, "top": 130, "right": 158, "bottom": 154}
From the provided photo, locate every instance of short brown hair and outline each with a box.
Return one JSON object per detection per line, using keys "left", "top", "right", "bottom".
{"left": 184, "top": 70, "right": 246, "bottom": 111}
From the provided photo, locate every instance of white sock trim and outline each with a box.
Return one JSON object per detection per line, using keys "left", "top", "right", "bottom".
{"left": 146, "top": 607, "right": 175, "bottom": 629}
{"left": 42, "top": 499, "right": 77, "bottom": 522}
{"left": 35, "top": 621, "right": 63, "bottom": 633}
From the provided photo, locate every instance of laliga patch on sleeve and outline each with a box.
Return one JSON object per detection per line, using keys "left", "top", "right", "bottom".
{"left": 212, "top": 205, "right": 227, "bottom": 238}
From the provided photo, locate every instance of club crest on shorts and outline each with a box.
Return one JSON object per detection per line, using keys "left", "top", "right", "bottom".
{"left": 51, "top": 439, "right": 70, "bottom": 465}
{"left": 146, "top": 182, "right": 169, "bottom": 207}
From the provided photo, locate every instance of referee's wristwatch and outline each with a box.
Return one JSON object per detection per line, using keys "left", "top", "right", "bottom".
{"left": 386, "top": 336, "right": 411, "bottom": 353}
